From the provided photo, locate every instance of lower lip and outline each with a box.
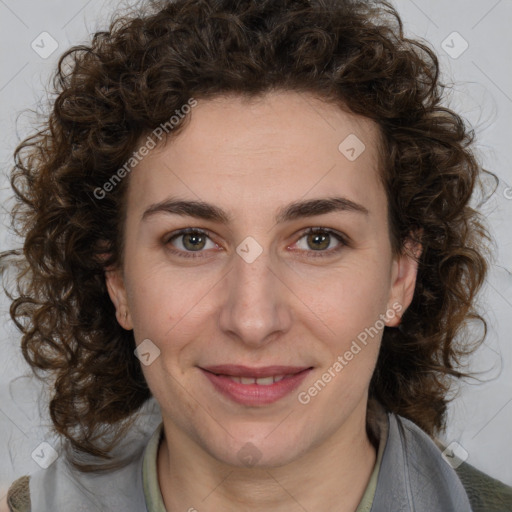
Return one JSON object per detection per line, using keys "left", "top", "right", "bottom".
{"left": 200, "top": 368, "right": 312, "bottom": 406}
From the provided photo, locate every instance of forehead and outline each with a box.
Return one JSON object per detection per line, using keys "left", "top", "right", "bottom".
{"left": 127, "top": 92, "right": 385, "bottom": 220}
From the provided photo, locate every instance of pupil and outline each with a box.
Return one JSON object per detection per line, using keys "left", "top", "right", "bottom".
{"left": 309, "top": 232, "right": 329, "bottom": 250}
{"left": 182, "top": 232, "right": 330, "bottom": 252}
{"left": 185, "top": 233, "right": 205, "bottom": 250}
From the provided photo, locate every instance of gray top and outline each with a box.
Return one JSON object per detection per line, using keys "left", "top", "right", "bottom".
{"left": 371, "top": 414, "right": 472, "bottom": 511}
{"left": 26, "top": 411, "right": 473, "bottom": 511}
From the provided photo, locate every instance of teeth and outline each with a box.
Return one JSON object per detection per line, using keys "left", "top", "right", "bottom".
{"left": 226, "top": 375, "right": 288, "bottom": 385}
{"left": 255, "top": 376, "right": 274, "bottom": 386}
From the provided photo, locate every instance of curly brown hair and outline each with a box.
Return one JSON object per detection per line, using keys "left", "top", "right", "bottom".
{"left": 1, "top": 0, "right": 495, "bottom": 469}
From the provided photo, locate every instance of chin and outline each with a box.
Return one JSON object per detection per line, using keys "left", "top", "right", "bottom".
{"left": 204, "top": 429, "right": 309, "bottom": 469}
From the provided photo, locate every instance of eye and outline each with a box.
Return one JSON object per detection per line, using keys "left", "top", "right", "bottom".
{"left": 292, "top": 227, "right": 347, "bottom": 257}
{"left": 165, "top": 228, "right": 218, "bottom": 258}
{"left": 164, "top": 226, "right": 348, "bottom": 259}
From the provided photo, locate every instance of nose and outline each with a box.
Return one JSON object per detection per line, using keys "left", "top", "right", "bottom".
{"left": 218, "top": 241, "right": 293, "bottom": 349}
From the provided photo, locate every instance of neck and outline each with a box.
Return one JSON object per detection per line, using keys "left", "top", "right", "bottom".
{"left": 157, "top": 406, "right": 378, "bottom": 512}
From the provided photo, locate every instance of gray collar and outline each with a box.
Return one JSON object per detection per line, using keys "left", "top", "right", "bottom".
{"left": 28, "top": 410, "right": 473, "bottom": 511}
{"left": 371, "top": 412, "right": 473, "bottom": 511}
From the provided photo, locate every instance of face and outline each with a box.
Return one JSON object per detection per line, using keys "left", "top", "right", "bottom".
{"left": 106, "top": 91, "right": 419, "bottom": 468}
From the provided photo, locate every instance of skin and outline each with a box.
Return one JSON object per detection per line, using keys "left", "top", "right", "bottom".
{"left": 106, "top": 91, "right": 421, "bottom": 512}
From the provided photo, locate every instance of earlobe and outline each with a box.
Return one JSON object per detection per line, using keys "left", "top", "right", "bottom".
{"left": 386, "top": 236, "right": 422, "bottom": 327}
{"left": 105, "top": 268, "right": 133, "bottom": 330}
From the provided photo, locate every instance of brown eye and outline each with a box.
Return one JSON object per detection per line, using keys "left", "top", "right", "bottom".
{"left": 165, "top": 228, "right": 217, "bottom": 257}
{"left": 306, "top": 231, "right": 331, "bottom": 251}
{"left": 293, "top": 227, "right": 347, "bottom": 257}
{"left": 181, "top": 232, "right": 207, "bottom": 251}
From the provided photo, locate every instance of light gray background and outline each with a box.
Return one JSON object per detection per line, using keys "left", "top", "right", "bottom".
{"left": 1, "top": 0, "right": 511, "bottom": 499}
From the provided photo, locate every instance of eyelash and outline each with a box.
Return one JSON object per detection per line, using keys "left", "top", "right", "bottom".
{"left": 164, "top": 227, "right": 348, "bottom": 259}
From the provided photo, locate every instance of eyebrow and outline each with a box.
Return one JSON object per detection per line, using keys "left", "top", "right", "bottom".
{"left": 141, "top": 196, "right": 369, "bottom": 224}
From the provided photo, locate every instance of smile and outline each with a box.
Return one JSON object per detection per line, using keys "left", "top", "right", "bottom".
{"left": 225, "top": 375, "right": 289, "bottom": 385}
{"left": 200, "top": 365, "right": 313, "bottom": 406}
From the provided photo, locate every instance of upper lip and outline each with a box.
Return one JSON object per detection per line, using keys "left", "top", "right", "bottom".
{"left": 201, "top": 365, "right": 312, "bottom": 378}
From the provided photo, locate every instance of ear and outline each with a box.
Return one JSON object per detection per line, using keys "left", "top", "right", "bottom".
{"left": 385, "top": 233, "right": 422, "bottom": 327}
{"left": 105, "top": 267, "right": 133, "bottom": 330}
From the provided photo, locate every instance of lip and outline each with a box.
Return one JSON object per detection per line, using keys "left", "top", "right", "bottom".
{"left": 200, "top": 365, "right": 313, "bottom": 406}
{"left": 201, "top": 365, "right": 311, "bottom": 378}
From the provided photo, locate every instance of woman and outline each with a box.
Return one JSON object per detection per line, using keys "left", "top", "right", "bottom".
{"left": 1, "top": 0, "right": 511, "bottom": 510}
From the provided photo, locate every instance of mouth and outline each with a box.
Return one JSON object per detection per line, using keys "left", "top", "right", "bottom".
{"left": 199, "top": 365, "right": 313, "bottom": 405}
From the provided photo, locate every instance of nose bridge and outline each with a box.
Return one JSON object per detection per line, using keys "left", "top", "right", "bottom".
{"left": 218, "top": 237, "right": 291, "bottom": 346}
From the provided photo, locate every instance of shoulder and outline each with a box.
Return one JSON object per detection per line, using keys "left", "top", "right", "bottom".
{"left": 398, "top": 413, "right": 512, "bottom": 512}
{"left": 390, "top": 414, "right": 512, "bottom": 511}
{"left": 4, "top": 475, "right": 31, "bottom": 512}
{"left": 454, "top": 460, "right": 512, "bottom": 512}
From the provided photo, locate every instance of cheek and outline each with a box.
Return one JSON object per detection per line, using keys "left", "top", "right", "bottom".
{"left": 125, "top": 260, "right": 192, "bottom": 322}
{"left": 296, "top": 258, "right": 391, "bottom": 327}
{"left": 124, "top": 262, "right": 219, "bottom": 366}
{"left": 291, "top": 259, "right": 392, "bottom": 379}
